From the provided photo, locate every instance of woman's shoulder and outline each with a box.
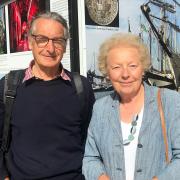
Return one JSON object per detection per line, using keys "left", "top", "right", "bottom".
{"left": 94, "top": 91, "right": 115, "bottom": 106}
{"left": 162, "top": 88, "right": 180, "bottom": 105}
{"left": 90, "top": 92, "right": 116, "bottom": 130}
{"left": 163, "top": 87, "right": 180, "bottom": 96}
{"left": 145, "top": 82, "right": 180, "bottom": 98}
{"left": 145, "top": 83, "right": 180, "bottom": 107}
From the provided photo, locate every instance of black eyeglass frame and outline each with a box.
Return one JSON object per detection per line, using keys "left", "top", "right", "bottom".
{"left": 31, "top": 34, "right": 67, "bottom": 49}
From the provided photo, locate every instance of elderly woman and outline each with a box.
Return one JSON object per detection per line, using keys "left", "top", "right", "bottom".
{"left": 83, "top": 33, "right": 180, "bottom": 180}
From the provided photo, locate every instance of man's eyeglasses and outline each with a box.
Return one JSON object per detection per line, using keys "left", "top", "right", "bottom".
{"left": 31, "top": 34, "right": 67, "bottom": 49}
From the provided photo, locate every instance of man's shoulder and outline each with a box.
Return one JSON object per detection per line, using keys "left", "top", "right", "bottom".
{"left": 65, "top": 70, "right": 92, "bottom": 89}
{"left": 64, "top": 70, "right": 95, "bottom": 104}
{"left": 0, "top": 76, "right": 5, "bottom": 101}
{"left": 65, "top": 70, "right": 89, "bottom": 81}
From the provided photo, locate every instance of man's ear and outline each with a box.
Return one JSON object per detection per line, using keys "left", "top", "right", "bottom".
{"left": 28, "top": 35, "right": 33, "bottom": 50}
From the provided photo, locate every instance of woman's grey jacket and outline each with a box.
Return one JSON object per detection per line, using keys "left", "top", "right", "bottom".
{"left": 83, "top": 83, "right": 180, "bottom": 180}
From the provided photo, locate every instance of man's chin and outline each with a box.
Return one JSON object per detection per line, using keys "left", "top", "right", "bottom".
{"left": 40, "top": 62, "right": 60, "bottom": 69}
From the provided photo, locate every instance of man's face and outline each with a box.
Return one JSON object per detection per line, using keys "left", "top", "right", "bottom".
{"left": 28, "top": 18, "right": 66, "bottom": 69}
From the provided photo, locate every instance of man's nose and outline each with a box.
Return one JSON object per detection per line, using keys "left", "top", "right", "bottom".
{"left": 46, "top": 40, "right": 55, "bottom": 52}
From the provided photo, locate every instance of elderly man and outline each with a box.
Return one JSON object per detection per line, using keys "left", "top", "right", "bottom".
{"left": 0, "top": 11, "right": 94, "bottom": 180}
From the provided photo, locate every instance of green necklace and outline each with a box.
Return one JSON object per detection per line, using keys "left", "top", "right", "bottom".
{"left": 123, "top": 115, "right": 139, "bottom": 146}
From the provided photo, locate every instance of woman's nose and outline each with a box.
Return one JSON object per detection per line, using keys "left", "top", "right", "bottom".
{"left": 121, "top": 67, "right": 130, "bottom": 78}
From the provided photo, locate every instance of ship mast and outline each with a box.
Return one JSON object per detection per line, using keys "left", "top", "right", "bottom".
{"left": 161, "top": 0, "right": 168, "bottom": 73}
{"left": 150, "top": 0, "right": 175, "bottom": 73}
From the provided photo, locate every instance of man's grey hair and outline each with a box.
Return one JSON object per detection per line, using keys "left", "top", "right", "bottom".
{"left": 28, "top": 11, "right": 69, "bottom": 39}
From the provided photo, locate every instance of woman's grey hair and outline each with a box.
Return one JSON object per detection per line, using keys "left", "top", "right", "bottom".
{"left": 28, "top": 11, "right": 69, "bottom": 39}
{"left": 98, "top": 33, "right": 151, "bottom": 77}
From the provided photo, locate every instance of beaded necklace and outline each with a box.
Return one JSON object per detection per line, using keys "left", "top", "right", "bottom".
{"left": 123, "top": 115, "right": 139, "bottom": 146}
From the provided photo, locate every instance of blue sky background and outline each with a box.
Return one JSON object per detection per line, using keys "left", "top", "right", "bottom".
{"left": 86, "top": 0, "right": 180, "bottom": 73}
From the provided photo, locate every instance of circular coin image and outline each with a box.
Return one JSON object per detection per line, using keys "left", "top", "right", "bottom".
{"left": 85, "top": 0, "right": 118, "bottom": 26}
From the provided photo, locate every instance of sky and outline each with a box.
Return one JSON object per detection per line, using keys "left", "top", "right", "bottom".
{"left": 86, "top": 0, "right": 180, "bottom": 73}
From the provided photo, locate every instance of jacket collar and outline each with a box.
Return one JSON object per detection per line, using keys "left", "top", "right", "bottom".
{"left": 108, "top": 82, "right": 158, "bottom": 144}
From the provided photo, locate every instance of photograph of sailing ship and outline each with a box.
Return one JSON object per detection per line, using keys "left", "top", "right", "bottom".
{"left": 86, "top": 0, "right": 180, "bottom": 92}
{"left": 141, "top": 0, "right": 180, "bottom": 90}
{"left": 87, "top": 51, "right": 113, "bottom": 92}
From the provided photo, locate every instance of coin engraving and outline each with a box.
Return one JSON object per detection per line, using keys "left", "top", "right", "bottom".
{"left": 85, "top": 0, "right": 118, "bottom": 26}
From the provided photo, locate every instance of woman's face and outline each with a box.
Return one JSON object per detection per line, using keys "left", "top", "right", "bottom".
{"left": 106, "top": 46, "right": 144, "bottom": 98}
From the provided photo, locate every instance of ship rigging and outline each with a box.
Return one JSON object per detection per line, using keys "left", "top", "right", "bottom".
{"left": 141, "top": 0, "right": 180, "bottom": 90}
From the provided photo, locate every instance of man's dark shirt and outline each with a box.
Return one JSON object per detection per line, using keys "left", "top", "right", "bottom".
{"left": 0, "top": 72, "right": 95, "bottom": 180}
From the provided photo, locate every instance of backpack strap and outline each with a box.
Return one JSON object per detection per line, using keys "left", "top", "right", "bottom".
{"left": 72, "top": 72, "right": 85, "bottom": 110}
{"left": 1, "top": 70, "right": 25, "bottom": 152}
{"left": 72, "top": 72, "right": 90, "bottom": 146}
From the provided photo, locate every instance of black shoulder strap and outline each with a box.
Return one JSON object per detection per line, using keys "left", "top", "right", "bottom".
{"left": 72, "top": 72, "right": 85, "bottom": 110}
{"left": 72, "top": 72, "right": 90, "bottom": 146}
{"left": 1, "top": 70, "right": 25, "bottom": 152}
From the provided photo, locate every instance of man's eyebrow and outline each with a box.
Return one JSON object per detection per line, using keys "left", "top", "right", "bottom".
{"left": 34, "top": 34, "right": 66, "bottom": 40}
